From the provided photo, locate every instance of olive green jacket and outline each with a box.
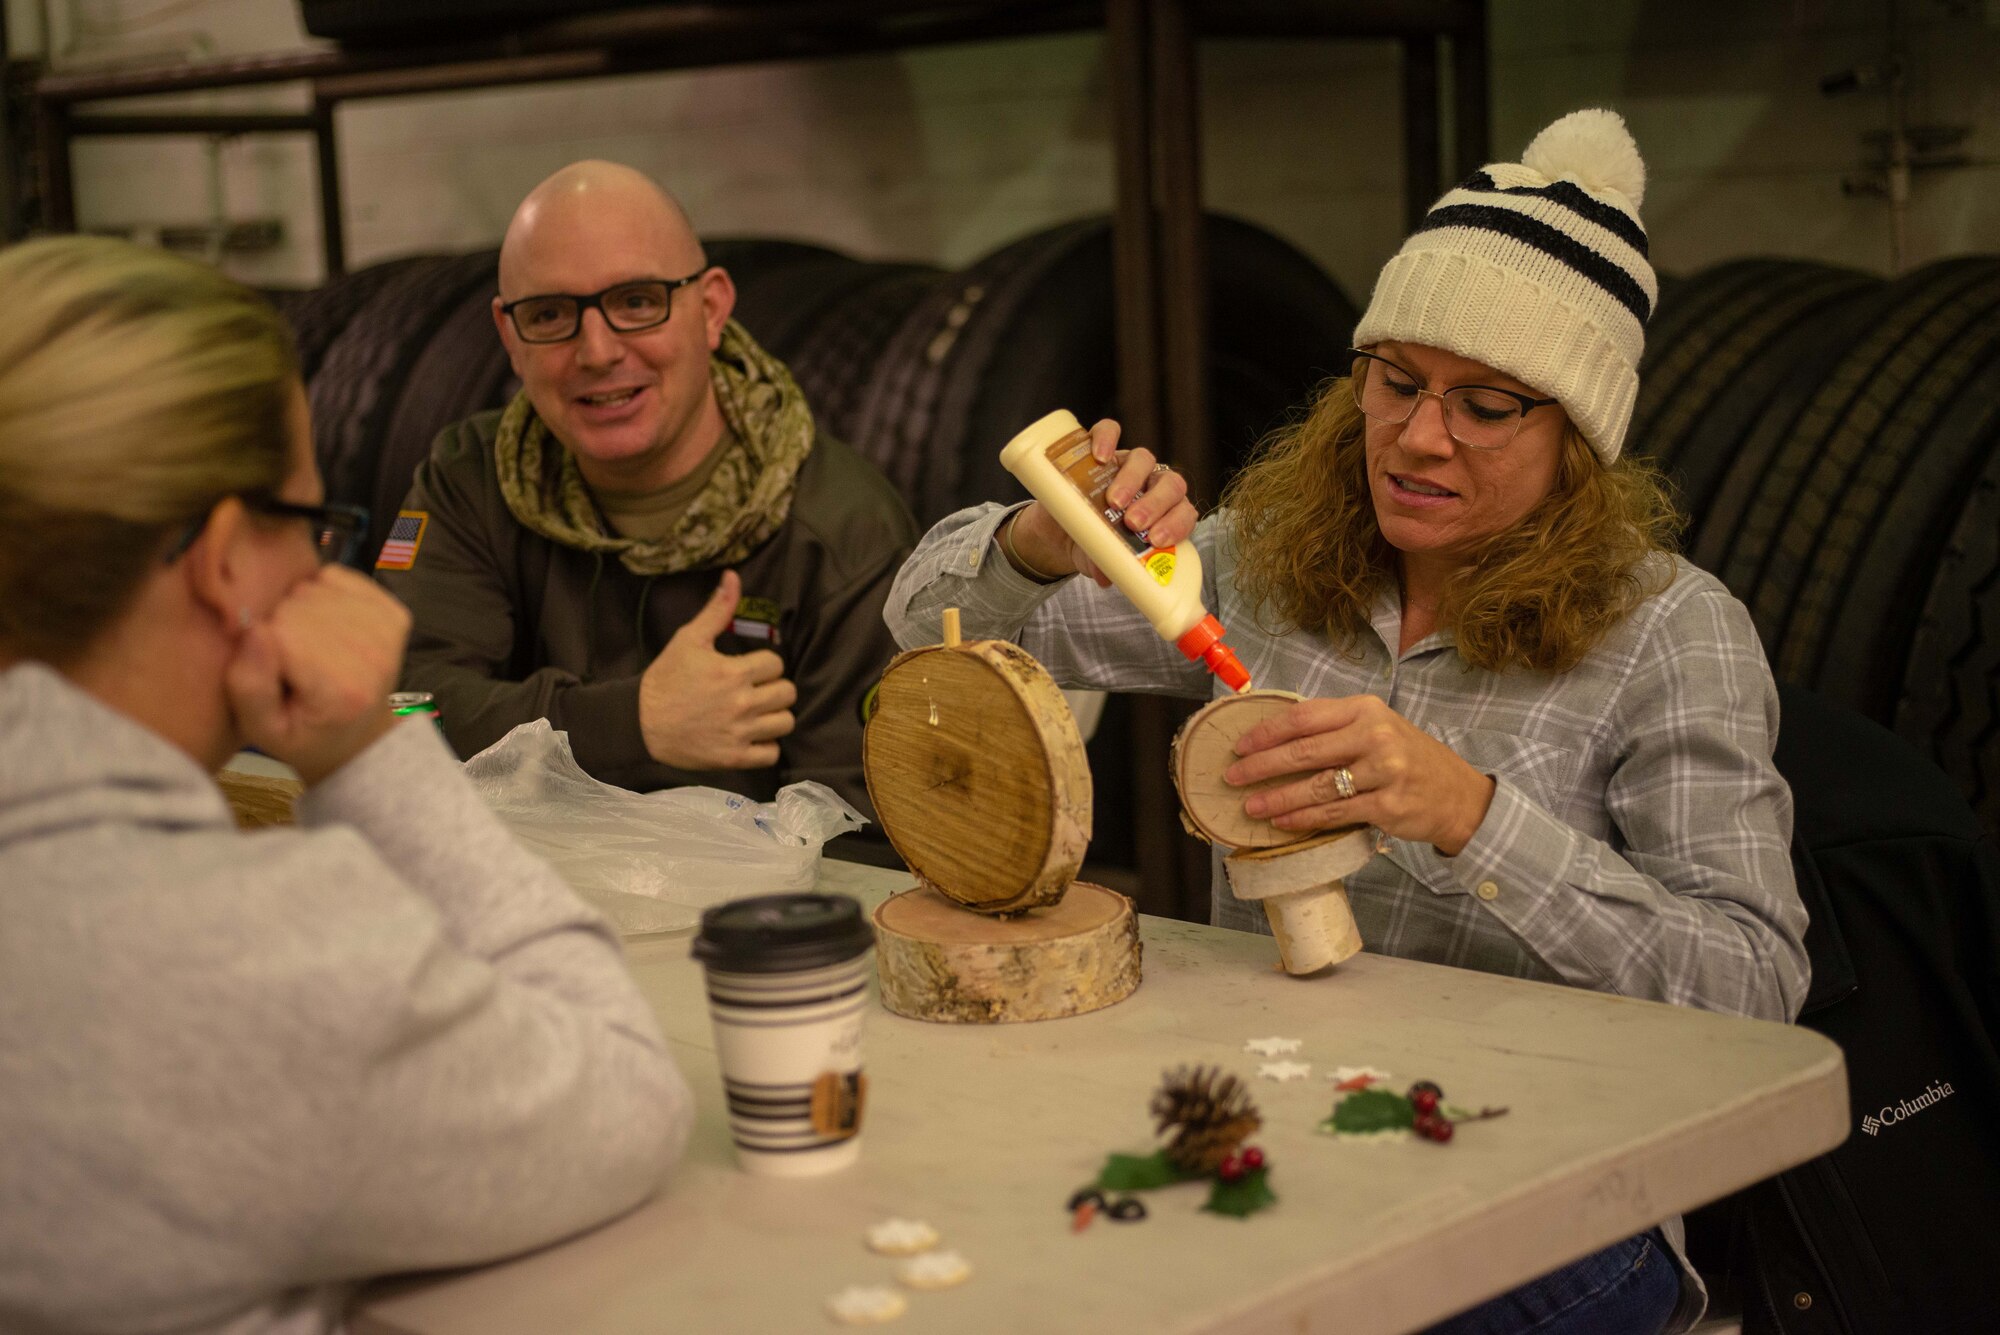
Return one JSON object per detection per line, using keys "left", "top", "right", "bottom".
{"left": 379, "top": 409, "right": 916, "bottom": 823}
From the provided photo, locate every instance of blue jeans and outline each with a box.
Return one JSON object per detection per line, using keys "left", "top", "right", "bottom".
{"left": 1423, "top": 1228, "right": 1680, "bottom": 1335}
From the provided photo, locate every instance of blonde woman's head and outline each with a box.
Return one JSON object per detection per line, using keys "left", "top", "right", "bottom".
{"left": 0, "top": 236, "right": 298, "bottom": 664}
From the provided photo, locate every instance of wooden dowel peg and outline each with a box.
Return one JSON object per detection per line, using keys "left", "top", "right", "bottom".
{"left": 942, "top": 608, "right": 962, "bottom": 648}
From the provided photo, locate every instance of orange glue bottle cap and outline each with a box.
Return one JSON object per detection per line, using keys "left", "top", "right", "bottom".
{"left": 1175, "top": 615, "right": 1253, "bottom": 693}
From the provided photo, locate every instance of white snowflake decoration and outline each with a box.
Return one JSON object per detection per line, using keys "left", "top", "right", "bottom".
{"left": 1243, "top": 1036, "right": 1302, "bottom": 1056}
{"left": 826, "top": 1285, "right": 908, "bottom": 1324}
{"left": 898, "top": 1249, "right": 973, "bottom": 1290}
{"left": 1258, "top": 1059, "right": 1313, "bottom": 1082}
{"left": 864, "top": 1218, "right": 939, "bottom": 1255}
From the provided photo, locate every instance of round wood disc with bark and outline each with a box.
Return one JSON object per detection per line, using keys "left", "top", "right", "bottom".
{"left": 873, "top": 881, "right": 1140, "bottom": 1023}
{"left": 1172, "top": 689, "right": 1319, "bottom": 850}
{"left": 215, "top": 771, "right": 302, "bottom": 829}
{"left": 862, "top": 637, "right": 1091, "bottom": 915}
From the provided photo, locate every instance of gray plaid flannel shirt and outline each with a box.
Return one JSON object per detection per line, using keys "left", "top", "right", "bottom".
{"left": 887, "top": 503, "right": 1809, "bottom": 1024}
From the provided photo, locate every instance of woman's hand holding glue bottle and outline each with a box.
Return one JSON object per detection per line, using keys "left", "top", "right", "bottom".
{"left": 996, "top": 411, "right": 1252, "bottom": 693}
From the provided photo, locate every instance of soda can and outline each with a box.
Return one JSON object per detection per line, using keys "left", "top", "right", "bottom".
{"left": 388, "top": 691, "right": 442, "bottom": 730}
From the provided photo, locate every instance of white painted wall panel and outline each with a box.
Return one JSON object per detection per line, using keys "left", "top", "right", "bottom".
{"left": 42, "top": 1, "right": 2000, "bottom": 299}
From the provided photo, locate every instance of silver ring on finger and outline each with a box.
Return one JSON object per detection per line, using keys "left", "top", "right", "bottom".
{"left": 1332, "top": 765, "right": 1356, "bottom": 800}
{"left": 1150, "top": 463, "right": 1171, "bottom": 479}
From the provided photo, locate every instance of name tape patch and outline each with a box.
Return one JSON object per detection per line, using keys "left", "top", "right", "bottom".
{"left": 731, "top": 595, "right": 782, "bottom": 645}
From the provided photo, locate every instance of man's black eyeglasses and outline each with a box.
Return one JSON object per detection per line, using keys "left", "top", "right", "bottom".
{"left": 165, "top": 496, "right": 371, "bottom": 568}
{"left": 499, "top": 270, "right": 708, "bottom": 344}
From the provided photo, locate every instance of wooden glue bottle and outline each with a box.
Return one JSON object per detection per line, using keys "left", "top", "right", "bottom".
{"left": 999, "top": 409, "right": 1251, "bottom": 693}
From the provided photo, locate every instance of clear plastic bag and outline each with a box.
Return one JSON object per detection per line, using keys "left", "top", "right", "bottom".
{"left": 464, "top": 720, "right": 867, "bottom": 936}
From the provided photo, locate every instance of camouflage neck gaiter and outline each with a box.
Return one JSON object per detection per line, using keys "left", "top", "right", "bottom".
{"left": 492, "top": 318, "right": 815, "bottom": 576}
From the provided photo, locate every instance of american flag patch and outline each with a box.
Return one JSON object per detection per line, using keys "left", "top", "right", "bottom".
{"left": 374, "top": 510, "right": 428, "bottom": 570}
{"left": 731, "top": 617, "right": 779, "bottom": 645}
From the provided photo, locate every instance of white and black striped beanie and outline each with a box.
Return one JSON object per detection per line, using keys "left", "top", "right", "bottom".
{"left": 1352, "top": 108, "right": 1655, "bottom": 462}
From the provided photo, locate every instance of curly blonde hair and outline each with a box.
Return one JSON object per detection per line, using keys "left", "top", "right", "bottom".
{"left": 1222, "top": 376, "right": 1683, "bottom": 674}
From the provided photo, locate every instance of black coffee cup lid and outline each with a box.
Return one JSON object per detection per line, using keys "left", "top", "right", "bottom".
{"left": 690, "top": 893, "right": 873, "bottom": 973}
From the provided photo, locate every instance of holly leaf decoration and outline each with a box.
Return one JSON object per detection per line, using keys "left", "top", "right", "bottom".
{"left": 1096, "top": 1150, "right": 1201, "bottom": 1191}
{"left": 1204, "top": 1167, "right": 1278, "bottom": 1218}
{"left": 1326, "top": 1087, "right": 1415, "bottom": 1135}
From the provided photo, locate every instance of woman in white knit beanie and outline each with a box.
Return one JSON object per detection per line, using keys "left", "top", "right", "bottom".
{"left": 890, "top": 110, "right": 1803, "bottom": 1334}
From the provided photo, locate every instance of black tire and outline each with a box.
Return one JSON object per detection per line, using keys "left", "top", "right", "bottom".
{"left": 704, "top": 237, "right": 849, "bottom": 277}
{"left": 708, "top": 237, "right": 863, "bottom": 360}
{"left": 1695, "top": 259, "right": 2000, "bottom": 597}
{"left": 1782, "top": 306, "right": 2000, "bottom": 714}
{"left": 308, "top": 252, "right": 502, "bottom": 524}
{"left": 259, "top": 286, "right": 315, "bottom": 328}
{"left": 850, "top": 214, "right": 1358, "bottom": 526}
{"left": 732, "top": 256, "right": 938, "bottom": 366}
{"left": 277, "top": 256, "right": 436, "bottom": 383}
{"left": 366, "top": 266, "right": 515, "bottom": 562}
{"left": 785, "top": 264, "right": 949, "bottom": 458}
{"left": 706, "top": 237, "right": 863, "bottom": 361}
{"left": 1192, "top": 215, "right": 1361, "bottom": 484}
{"left": 1631, "top": 259, "right": 1806, "bottom": 456}
{"left": 1629, "top": 261, "right": 1878, "bottom": 525}
{"left": 1652, "top": 271, "right": 1883, "bottom": 547}
{"left": 850, "top": 219, "right": 1103, "bottom": 523}
{"left": 1895, "top": 422, "right": 2000, "bottom": 833}
{"left": 959, "top": 214, "right": 1355, "bottom": 516}
{"left": 1744, "top": 261, "right": 2000, "bottom": 684}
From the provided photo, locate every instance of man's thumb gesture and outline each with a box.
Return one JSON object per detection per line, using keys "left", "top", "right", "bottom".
{"left": 680, "top": 569, "right": 742, "bottom": 648}
{"left": 643, "top": 568, "right": 796, "bottom": 771}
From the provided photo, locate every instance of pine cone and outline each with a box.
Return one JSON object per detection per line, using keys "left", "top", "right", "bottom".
{"left": 1151, "top": 1065, "right": 1261, "bottom": 1174}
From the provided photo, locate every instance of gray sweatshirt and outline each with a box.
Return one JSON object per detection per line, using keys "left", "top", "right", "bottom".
{"left": 0, "top": 664, "right": 693, "bottom": 1334}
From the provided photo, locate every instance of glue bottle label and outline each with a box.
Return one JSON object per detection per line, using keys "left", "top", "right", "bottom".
{"left": 1046, "top": 430, "right": 1151, "bottom": 557}
{"left": 1140, "top": 548, "right": 1176, "bottom": 585}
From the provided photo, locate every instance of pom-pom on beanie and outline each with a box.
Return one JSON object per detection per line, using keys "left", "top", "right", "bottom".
{"left": 1351, "top": 108, "right": 1656, "bottom": 461}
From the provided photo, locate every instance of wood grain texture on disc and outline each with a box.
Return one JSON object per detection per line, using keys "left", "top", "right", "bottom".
{"left": 873, "top": 881, "right": 1141, "bottom": 1022}
{"left": 862, "top": 640, "right": 1090, "bottom": 914}
{"left": 1172, "top": 689, "right": 1318, "bottom": 849}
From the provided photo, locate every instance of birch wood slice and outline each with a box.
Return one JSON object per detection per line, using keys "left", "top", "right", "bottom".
{"left": 215, "top": 771, "right": 302, "bottom": 829}
{"left": 1172, "top": 689, "right": 1317, "bottom": 850}
{"left": 873, "top": 882, "right": 1140, "bottom": 1022}
{"left": 1223, "top": 826, "right": 1378, "bottom": 898}
{"left": 862, "top": 639, "right": 1090, "bottom": 915}
{"left": 1224, "top": 828, "right": 1375, "bottom": 975}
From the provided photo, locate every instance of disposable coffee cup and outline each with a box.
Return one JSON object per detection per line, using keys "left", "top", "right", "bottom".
{"left": 690, "top": 893, "right": 875, "bottom": 1177}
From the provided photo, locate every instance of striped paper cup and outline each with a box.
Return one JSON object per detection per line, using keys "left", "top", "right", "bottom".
{"left": 691, "top": 894, "right": 875, "bottom": 1176}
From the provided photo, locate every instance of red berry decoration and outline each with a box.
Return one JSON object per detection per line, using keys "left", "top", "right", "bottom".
{"left": 1241, "top": 1146, "right": 1265, "bottom": 1171}
{"left": 1217, "top": 1152, "right": 1246, "bottom": 1183}
{"left": 1411, "top": 1110, "right": 1456, "bottom": 1144}
{"left": 1411, "top": 1088, "right": 1440, "bottom": 1116}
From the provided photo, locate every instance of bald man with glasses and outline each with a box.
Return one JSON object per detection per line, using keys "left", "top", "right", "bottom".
{"left": 378, "top": 161, "right": 915, "bottom": 837}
